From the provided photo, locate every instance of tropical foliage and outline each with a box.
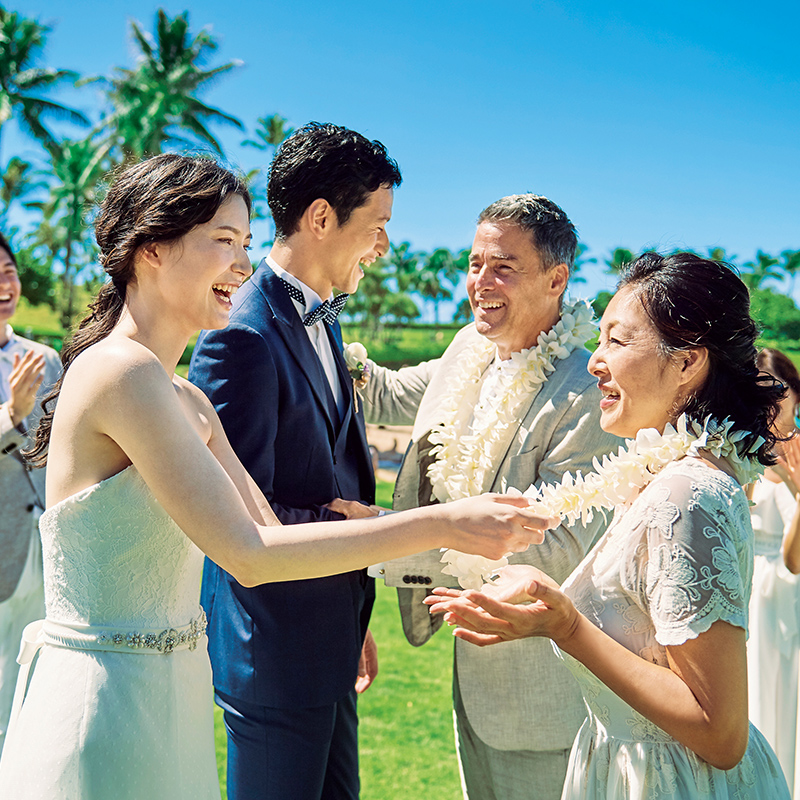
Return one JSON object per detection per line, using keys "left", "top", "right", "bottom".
{"left": 1, "top": 6, "right": 798, "bottom": 346}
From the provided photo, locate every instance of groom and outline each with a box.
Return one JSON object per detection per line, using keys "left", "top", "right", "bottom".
{"left": 189, "top": 122, "right": 401, "bottom": 800}
{"left": 362, "top": 194, "right": 619, "bottom": 800}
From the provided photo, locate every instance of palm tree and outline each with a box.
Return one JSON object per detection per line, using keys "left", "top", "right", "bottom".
{"left": 103, "top": 10, "right": 243, "bottom": 160}
{"left": 242, "top": 114, "right": 294, "bottom": 230}
{"left": 0, "top": 156, "right": 42, "bottom": 224}
{"left": 243, "top": 114, "right": 294, "bottom": 152}
{"left": 385, "top": 241, "right": 422, "bottom": 294}
{"left": 780, "top": 249, "right": 800, "bottom": 296}
{"left": 31, "top": 136, "right": 113, "bottom": 326}
{"left": 604, "top": 247, "right": 636, "bottom": 275}
{"left": 741, "top": 251, "right": 781, "bottom": 291}
{"left": 0, "top": 8, "right": 88, "bottom": 155}
{"left": 571, "top": 242, "right": 596, "bottom": 284}
{"left": 418, "top": 248, "right": 455, "bottom": 323}
{"left": 707, "top": 247, "right": 734, "bottom": 263}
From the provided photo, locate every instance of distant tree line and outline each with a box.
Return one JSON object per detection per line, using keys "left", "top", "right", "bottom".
{"left": 1, "top": 6, "right": 798, "bottom": 343}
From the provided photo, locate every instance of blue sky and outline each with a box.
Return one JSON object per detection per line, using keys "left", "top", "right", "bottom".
{"left": 7, "top": 0, "right": 800, "bottom": 306}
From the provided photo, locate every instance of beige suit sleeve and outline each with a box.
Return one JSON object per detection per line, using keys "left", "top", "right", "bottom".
{"left": 361, "top": 358, "right": 438, "bottom": 427}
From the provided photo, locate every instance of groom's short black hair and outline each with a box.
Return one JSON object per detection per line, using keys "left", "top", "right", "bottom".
{"left": 267, "top": 122, "right": 402, "bottom": 241}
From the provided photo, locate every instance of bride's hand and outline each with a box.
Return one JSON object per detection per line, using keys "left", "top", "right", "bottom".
{"left": 423, "top": 564, "right": 580, "bottom": 647}
{"left": 441, "top": 495, "right": 560, "bottom": 560}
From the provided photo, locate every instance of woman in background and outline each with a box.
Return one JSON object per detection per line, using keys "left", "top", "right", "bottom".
{"left": 749, "top": 347, "right": 800, "bottom": 794}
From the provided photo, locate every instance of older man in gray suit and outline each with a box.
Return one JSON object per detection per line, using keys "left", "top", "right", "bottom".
{"left": 362, "top": 195, "right": 618, "bottom": 800}
{"left": 0, "top": 234, "right": 61, "bottom": 752}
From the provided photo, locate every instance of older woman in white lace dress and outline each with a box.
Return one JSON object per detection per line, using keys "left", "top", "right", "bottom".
{"left": 428, "top": 252, "right": 791, "bottom": 799}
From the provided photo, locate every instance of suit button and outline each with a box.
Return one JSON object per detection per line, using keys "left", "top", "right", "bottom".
{"left": 424, "top": 577, "right": 432, "bottom": 585}
{"left": 27, "top": 504, "right": 35, "bottom": 512}
{"left": 402, "top": 575, "right": 411, "bottom": 584}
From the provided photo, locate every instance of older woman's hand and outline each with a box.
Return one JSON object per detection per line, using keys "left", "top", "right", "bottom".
{"left": 423, "top": 564, "right": 581, "bottom": 647}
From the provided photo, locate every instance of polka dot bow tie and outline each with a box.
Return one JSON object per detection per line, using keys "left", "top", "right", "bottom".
{"left": 280, "top": 278, "right": 349, "bottom": 326}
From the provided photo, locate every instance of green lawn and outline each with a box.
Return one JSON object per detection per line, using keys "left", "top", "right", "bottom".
{"left": 212, "top": 478, "right": 463, "bottom": 799}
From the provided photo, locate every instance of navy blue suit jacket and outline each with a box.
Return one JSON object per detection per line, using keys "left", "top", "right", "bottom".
{"left": 189, "top": 261, "right": 375, "bottom": 708}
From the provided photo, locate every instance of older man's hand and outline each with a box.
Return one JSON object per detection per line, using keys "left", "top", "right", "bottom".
{"left": 6, "top": 350, "right": 46, "bottom": 427}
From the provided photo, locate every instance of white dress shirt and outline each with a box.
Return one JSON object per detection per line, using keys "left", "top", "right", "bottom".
{"left": 469, "top": 352, "right": 518, "bottom": 434}
{"left": 0, "top": 325, "right": 26, "bottom": 405}
{"left": 267, "top": 257, "right": 346, "bottom": 418}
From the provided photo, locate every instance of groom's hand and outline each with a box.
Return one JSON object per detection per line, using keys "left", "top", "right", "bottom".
{"left": 355, "top": 629, "right": 378, "bottom": 693}
{"left": 325, "top": 498, "right": 380, "bottom": 519}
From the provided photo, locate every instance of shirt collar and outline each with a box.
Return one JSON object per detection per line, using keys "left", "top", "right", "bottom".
{"left": 0, "top": 324, "right": 20, "bottom": 359}
{"left": 267, "top": 255, "right": 327, "bottom": 314}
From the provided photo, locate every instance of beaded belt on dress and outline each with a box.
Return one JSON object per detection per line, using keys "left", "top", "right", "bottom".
{"left": 41, "top": 610, "right": 208, "bottom": 655}
{"left": 5, "top": 610, "right": 208, "bottom": 741}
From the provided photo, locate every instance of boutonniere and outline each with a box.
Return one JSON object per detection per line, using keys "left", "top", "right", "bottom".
{"left": 344, "top": 342, "right": 371, "bottom": 412}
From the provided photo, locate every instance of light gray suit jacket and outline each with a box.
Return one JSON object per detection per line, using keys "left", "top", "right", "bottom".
{"left": 363, "top": 323, "right": 619, "bottom": 751}
{"left": 0, "top": 334, "right": 61, "bottom": 602}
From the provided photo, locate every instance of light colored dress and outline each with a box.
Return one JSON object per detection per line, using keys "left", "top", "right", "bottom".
{"left": 748, "top": 477, "right": 800, "bottom": 792}
{"left": 557, "top": 457, "right": 790, "bottom": 799}
{"left": 0, "top": 466, "right": 220, "bottom": 799}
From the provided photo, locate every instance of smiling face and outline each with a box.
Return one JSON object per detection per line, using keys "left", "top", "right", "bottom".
{"left": 148, "top": 194, "right": 253, "bottom": 333}
{"left": 324, "top": 186, "right": 393, "bottom": 294}
{"left": 466, "top": 221, "right": 568, "bottom": 359}
{"left": 0, "top": 247, "right": 21, "bottom": 340}
{"left": 588, "top": 286, "right": 694, "bottom": 438}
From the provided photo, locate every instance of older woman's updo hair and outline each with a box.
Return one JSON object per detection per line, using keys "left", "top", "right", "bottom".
{"left": 26, "top": 153, "right": 251, "bottom": 466}
{"left": 618, "top": 251, "right": 782, "bottom": 466}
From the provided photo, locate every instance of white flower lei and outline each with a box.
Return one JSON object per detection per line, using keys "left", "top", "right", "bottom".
{"left": 443, "top": 414, "right": 765, "bottom": 589}
{"left": 423, "top": 298, "right": 595, "bottom": 588}
{"left": 427, "top": 298, "right": 596, "bottom": 505}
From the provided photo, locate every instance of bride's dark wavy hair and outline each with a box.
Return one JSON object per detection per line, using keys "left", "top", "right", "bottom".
{"left": 619, "top": 251, "right": 782, "bottom": 466}
{"left": 25, "top": 153, "right": 251, "bottom": 467}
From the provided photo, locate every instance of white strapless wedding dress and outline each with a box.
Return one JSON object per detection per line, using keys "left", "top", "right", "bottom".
{"left": 0, "top": 466, "right": 221, "bottom": 799}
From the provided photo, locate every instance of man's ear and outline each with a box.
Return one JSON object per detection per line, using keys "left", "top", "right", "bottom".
{"left": 305, "top": 198, "right": 336, "bottom": 240}
{"left": 548, "top": 263, "right": 570, "bottom": 297}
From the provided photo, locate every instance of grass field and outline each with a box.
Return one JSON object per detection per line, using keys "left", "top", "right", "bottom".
{"left": 212, "top": 478, "right": 463, "bottom": 799}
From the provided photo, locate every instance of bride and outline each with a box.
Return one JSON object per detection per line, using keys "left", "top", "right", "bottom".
{"left": 0, "top": 154, "right": 551, "bottom": 799}
{"left": 427, "top": 252, "right": 791, "bottom": 798}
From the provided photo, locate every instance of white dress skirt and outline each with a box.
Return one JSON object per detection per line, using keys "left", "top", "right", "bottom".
{"left": 748, "top": 477, "right": 800, "bottom": 793}
{"left": 0, "top": 467, "right": 221, "bottom": 799}
{"left": 557, "top": 458, "right": 790, "bottom": 799}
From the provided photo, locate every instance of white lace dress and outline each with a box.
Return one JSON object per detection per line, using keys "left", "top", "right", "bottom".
{"left": 557, "top": 458, "right": 790, "bottom": 799}
{"left": 0, "top": 466, "right": 220, "bottom": 799}
{"left": 748, "top": 477, "right": 800, "bottom": 792}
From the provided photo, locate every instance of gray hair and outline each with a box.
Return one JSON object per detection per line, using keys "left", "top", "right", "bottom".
{"left": 477, "top": 194, "right": 577, "bottom": 272}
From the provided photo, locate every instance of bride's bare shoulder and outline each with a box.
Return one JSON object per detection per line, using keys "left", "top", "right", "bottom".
{"left": 64, "top": 338, "right": 171, "bottom": 400}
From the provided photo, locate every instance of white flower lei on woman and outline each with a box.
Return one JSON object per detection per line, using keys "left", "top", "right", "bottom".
{"left": 442, "top": 414, "right": 765, "bottom": 589}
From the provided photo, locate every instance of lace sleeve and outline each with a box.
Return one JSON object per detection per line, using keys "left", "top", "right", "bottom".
{"left": 629, "top": 462, "right": 752, "bottom": 647}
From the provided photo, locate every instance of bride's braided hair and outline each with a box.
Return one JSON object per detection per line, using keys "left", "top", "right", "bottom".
{"left": 25, "top": 154, "right": 250, "bottom": 466}
{"left": 619, "top": 251, "right": 782, "bottom": 466}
